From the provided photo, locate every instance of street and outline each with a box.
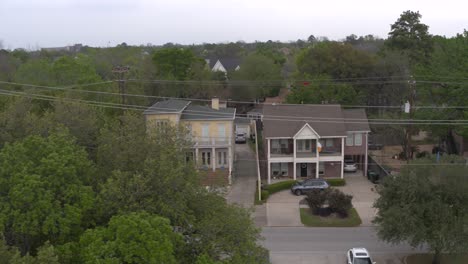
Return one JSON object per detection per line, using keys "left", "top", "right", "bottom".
{"left": 261, "top": 227, "right": 422, "bottom": 264}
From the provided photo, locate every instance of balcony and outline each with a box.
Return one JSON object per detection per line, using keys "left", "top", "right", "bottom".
{"left": 270, "top": 148, "right": 293, "bottom": 158}
{"left": 192, "top": 137, "right": 232, "bottom": 147}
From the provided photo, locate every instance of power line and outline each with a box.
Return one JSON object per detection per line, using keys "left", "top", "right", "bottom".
{"left": 2, "top": 89, "right": 468, "bottom": 126}
{"left": 4, "top": 80, "right": 468, "bottom": 110}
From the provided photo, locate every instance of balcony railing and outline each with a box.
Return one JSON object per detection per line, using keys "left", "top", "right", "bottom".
{"left": 192, "top": 137, "right": 231, "bottom": 147}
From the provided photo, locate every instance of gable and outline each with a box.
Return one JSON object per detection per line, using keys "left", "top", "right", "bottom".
{"left": 212, "top": 60, "right": 227, "bottom": 72}
{"left": 294, "top": 123, "right": 319, "bottom": 139}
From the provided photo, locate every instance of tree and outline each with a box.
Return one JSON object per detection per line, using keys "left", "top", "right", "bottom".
{"left": 152, "top": 48, "right": 206, "bottom": 80}
{"left": 386, "top": 10, "right": 433, "bottom": 65}
{"left": 230, "top": 53, "right": 282, "bottom": 101}
{"left": 0, "top": 130, "right": 95, "bottom": 254}
{"left": 78, "top": 212, "right": 180, "bottom": 264}
{"left": 373, "top": 155, "right": 468, "bottom": 264}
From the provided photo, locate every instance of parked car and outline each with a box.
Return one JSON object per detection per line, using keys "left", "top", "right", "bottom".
{"left": 346, "top": 248, "right": 376, "bottom": 264}
{"left": 235, "top": 133, "right": 246, "bottom": 143}
{"left": 344, "top": 159, "right": 357, "bottom": 173}
{"left": 291, "top": 179, "right": 329, "bottom": 196}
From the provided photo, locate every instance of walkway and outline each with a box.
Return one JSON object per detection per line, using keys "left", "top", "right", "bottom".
{"left": 226, "top": 143, "right": 257, "bottom": 208}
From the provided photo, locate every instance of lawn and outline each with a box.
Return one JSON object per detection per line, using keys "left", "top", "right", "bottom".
{"left": 299, "top": 208, "right": 362, "bottom": 227}
{"left": 405, "top": 254, "right": 468, "bottom": 264}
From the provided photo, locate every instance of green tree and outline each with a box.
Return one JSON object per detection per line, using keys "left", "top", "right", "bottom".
{"left": 0, "top": 130, "right": 95, "bottom": 254}
{"left": 78, "top": 212, "right": 179, "bottom": 264}
{"left": 386, "top": 10, "right": 433, "bottom": 65}
{"left": 152, "top": 48, "right": 206, "bottom": 80}
{"left": 230, "top": 53, "right": 282, "bottom": 100}
{"left": 373, "top": 155, "right": 468, "bottom": 264}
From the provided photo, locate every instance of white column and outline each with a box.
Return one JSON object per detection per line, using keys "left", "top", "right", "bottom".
{"left": 316, "top": 139, "right": 320, "bottom": 179}
{"left": 267, "top": 161, "right": 271, "bottom": 184}
{"left": 212, "top": 147, "right": 216, "bottom": 172}
{"left": 293, "top": 138, "right": 297, "bottom": 180}
{"left": 195, "top": 148, "right": 199, "bottom": 169}
{"left": 341, "top": 137, "right": 345, "bottom": 179}
{"left": 364, "top": 133, "right": 368, "bottom": 177}
{"left": 228, "top": 146, "right": 232, "bottom": 184}
{"left": 267, "top": 139, "right": 271, "bottom": 160}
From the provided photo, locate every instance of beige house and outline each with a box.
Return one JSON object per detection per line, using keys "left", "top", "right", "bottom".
{"left": 144, "top": 98, "right": 236, "bottom": 184}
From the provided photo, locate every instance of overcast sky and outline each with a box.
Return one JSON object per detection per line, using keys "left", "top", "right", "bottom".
{"left": 0, "top": 0, "right": 467, "bottom": 49}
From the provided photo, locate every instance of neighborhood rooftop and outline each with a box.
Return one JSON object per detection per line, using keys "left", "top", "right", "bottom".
{"left": 181, "top": 105, "right": 235, "bottom": 120}
{"left": 143, "top": 99, "right": 190, "bottom": 114}
{"left": 262, "top": 104, "right": 368, "bottom": 138}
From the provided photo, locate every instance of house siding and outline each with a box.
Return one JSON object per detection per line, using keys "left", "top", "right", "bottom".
{"left": 344, "top": 133, "right": 367, "bottom": 155}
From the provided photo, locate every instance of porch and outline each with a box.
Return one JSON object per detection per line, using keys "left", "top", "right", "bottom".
{"left": 268, "top": 161, "right": 343, "bottom": 183}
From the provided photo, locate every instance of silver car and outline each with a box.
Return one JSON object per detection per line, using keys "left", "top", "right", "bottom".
{"left": 291, "top": 179, "right": 329, "bottom": 196}
{"left": 344, "top": 159, "right": 357, "bottom": 173}
{"left": 346, "top": 248, "right": 376, "bottom": 264}
{"left": 235, "top": 133, "right": 246, "bottom": 143}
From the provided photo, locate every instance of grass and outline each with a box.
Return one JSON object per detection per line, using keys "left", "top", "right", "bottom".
{"left": 405, "top": 254, "right": 468, "bottom": 264}
{"left": 300, "top": 208, "right": 362, "bottom": 227}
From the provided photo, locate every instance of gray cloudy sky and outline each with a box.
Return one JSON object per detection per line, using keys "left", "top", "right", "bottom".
{"left": 1, "top": 0, "right": 467, "bottom": 49}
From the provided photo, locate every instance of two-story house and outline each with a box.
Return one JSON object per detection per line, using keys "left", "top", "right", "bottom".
{"left": 144, "top": 98, "right": 236, "bottom": 184}
{"left": 262, "top": 104, "right": 370, "bottom": 184}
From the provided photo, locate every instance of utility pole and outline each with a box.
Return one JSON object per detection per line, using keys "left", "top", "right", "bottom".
{"left": 112, "top": 66, "right": 130, "bottom": 106}
{"left": 406, "top": 76, "right": 416, "bottom": 163}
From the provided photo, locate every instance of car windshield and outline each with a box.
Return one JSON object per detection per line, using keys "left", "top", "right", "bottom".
{"left": 354, "top": 257, "right": 372, "bottom": 264}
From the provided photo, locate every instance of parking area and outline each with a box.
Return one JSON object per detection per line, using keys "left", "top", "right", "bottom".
{"left": 265, "top": 171, "right": 379, "bottom": 227}
{"left": 270, "top": 252, "right": 405, "bottom": 264}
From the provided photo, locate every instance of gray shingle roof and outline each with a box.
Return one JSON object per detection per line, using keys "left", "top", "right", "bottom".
{"left": 263, "top": 104, "right": 349, "bottom": 138}
{"left": 181, "top": 105, "right": 235, "bottom": 120}
{"left": 343, "top": 109, "right": 370, "bottom": 132}
{"left": 144, "top": 99, "right": 190, "bottom": 114}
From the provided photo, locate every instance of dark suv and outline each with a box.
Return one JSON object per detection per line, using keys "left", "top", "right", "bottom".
{"left": 291, "top": 179, "right": 329, "bottom": 196}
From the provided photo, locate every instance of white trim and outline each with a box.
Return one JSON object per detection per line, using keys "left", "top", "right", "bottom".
{"left": 341, "top": 138, "right": 344, "bottom": 179}
{"left": 320, "top": 135, "right": 347, "bottom": 138}
{"left": 293, "top": 123, "right": 320, "bottom": 139}
{"left": 212, "top": 60, "right": 227, "bottom": 72}
{"left": 265, "top": 137, "right": 293, "bottom": 139}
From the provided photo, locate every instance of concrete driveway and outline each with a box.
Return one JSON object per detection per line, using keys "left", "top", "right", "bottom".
{"left": 337, "top": 172, "right": 379, "bottom": 226}
{"left": 267, "top": 189, "right": 303, "bottom": 227}
{"left": 226, "top": 143, "right": 256, "bottom": 208}
{"left": 265, "top": 172, "right": 379, "bottom": 227}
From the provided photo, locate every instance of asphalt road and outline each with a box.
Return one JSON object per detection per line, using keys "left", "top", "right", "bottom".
{"left": 261, "top": 227, "right": 423, "bottom": 264}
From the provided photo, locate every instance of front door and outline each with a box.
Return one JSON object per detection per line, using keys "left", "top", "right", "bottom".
{"left": 300, "top": 163, "right": 308, "bottom": 177}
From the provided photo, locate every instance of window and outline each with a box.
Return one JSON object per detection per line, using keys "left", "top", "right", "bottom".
{"left": 202, "top": 124, "right": 209, "bottom": 142}
{"left": 326, "top": 139, "right": 334, "bottom": 147}
{"left": 305, "top": 140, "right": 311, "bottom": 150}
{"left": 271, "top": 163, "right": 288, "bottom": 177}
{"left": 218, "top": 124, "right": 225, "bottom": 141}
{"left": 217, "top": 151, "right": 227, "bottom": 166}
{"left": 354, "top": 133, "right": 362, "bottom": 146}
{"left": 346, "top": 133, "right": 354, "bottom": 146}
{"left": 201, "top": 151, "right": 211, "bottom": 166}
{"left": 156, "top": 120, "right": 169, "bottom": 129}
{"left": 297, "top": 140, "right": 311, "bottom": 152}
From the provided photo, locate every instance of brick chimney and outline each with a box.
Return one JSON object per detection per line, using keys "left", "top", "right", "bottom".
{"left": 211, "top": 97, "right": 219, "bottom": 110}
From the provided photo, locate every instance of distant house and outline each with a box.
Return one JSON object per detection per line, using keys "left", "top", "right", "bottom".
{"left": 262, "top": 104, "right": 370, "bottom": 183}
{"left": 205, "top": 57, "right": 241, "bottom": 73}
{"left": 144, "top": 98, "right": 236, "bottom": 185}
{"left": 41, "top": 44, "right": 83, "bottom": 53}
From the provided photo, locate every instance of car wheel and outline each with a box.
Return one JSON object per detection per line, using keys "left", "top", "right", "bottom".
{"left": 294, "top": 189, "right": 302, "bottom": 196}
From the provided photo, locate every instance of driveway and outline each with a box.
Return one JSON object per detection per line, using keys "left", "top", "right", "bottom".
{"left": 265, "top": 172, "right": 379, "bottom": 227}
{"left": 337, "top": 171, "right": 379, "bottom": 226}
{"left": 267, "top": 189, "right": 303, "bottom": 227}
{"left": 226, "top": 143, "right": 257, "bottom": 208}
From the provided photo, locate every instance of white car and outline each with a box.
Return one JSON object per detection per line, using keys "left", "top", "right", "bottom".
{"left": 346, "top": 248, "right": 375, "bottom": 264}
{"left": 235, "top": 133, "right": 246, "bottom": 143}
{"left": 344, "top": 159, "right": 357, "bottom": 173}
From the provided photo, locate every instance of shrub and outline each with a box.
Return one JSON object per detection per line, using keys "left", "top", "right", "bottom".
{"left": 327, "top": 189, "right": 353, "bottom": 218}
{"left": 326, "top": 179, "right": 346, "bottom": 186}
{"left": 261, "top": 190, "right": 269, "bottom": 200}
{"left": 265, "top": 180, "right": 297, "bottom": 194}
{"left": 305, "top": 189, "right": 328, "bottom": 215}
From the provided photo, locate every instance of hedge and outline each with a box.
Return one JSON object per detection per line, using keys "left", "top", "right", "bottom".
{"left": 326, "top": 178, "right": 346, "bottom": 186}
{"left": 265, "top": 180, "right": 297, "bottom": 194}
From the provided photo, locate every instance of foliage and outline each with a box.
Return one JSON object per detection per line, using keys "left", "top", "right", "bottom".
{"left": 327, "top": 189, "right": 353, "bottom": 217}
{"left": 385, "top": 10, "right": 433, "bottom": 65}
{"left": 152, "top": 48, "right": 207, "bottom": 80}
{"left": 305, "top": 189, "right": 328, "bottom": 214}
{"left": 300, "top": 208, "right": 362, "bottom": 227}
{"left": 261, "top": 190, "right": 269, "bottom": 201}
{"left": 373, "top": 155, "right": 468, "bottom": 264}
{"left": 286, "top": 77, "right": 358, "bottom": 105}
{"left": 265, "top": 180, "right": 297, "bottom": 194}
{"left": 230, "top": 53, "right": 282, "bottom": 100}
{"left": 0, "top": 130, "right": 95, "bottom": 255}
{"left": 78, "top": 212, "right": 179, "bottom": 264}
{"left": 326, "top": 178, "right": 346, "bottom": 186}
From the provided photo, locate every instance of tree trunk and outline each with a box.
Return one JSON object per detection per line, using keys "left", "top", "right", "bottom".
{"left": 432, "top": 249, "right": 441, "bottom": 264}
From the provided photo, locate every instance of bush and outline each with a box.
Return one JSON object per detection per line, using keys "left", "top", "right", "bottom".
{"left": 265, "top": 180, "right": 297, "bottom": 194}
{"left": 305, "top": 189, "right": 328, "bottom": 215}
{"left": 261, "top": 190, "right": 269, "bottom": 200}
{"left": 326, "top": 179, "right": 346, "bottom": 186}
{"left": 327, "top": 189, "right": 353, "bottom": 218}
